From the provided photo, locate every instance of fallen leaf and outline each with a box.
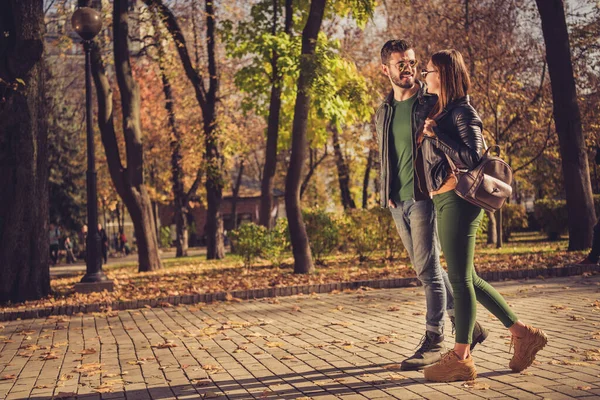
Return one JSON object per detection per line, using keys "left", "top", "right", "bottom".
{"left": 383, "top": 364, "right": 401, "bottom": 370}
{"left": 40, "top": 351, "right": 60, "bottom": 360}
{"left": 152, "top": 341, "right": 178, "bottom": 349}
{"left": 463, "top": 381, "right": 490, "bottom": 390}
{"left": 1, "top": 374, "right": 17, "bottom": 380}
{"left": 80, "top": 348, "right": 97, "bottom": 355}
{"left": 93, "top": 384, "right": 113, "bottom": 393}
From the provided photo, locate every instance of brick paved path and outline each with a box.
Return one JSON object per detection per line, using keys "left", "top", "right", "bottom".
{"left": 0, "top": 275, "right": 599, "bottom": 400}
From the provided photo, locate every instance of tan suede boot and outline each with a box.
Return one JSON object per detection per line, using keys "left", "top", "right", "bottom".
{"left": 423, "top": 350, "right": 477, "bottom": 382}
{"left": 509, "top": 325, "right": 548, "bottom": 372}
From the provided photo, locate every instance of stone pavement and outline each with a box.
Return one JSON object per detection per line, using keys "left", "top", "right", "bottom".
{"left": 0, "top": 275, "right": 599, "bottom": 400}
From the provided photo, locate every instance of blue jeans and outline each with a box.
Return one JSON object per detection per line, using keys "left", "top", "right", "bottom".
{"left": 389, "top": 199, "right": 455, "bottom": 335}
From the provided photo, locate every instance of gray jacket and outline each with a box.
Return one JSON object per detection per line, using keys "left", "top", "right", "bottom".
{"left": 375, "top": 81, "right": 438, "bottom": 207}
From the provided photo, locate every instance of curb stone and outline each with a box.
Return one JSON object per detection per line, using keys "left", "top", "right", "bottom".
{"left": 1, "top": 263, "right": 598, "bottom": 322}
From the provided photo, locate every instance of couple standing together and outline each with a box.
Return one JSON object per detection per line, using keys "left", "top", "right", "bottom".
{"left": 375, "top": 40, "right": 548, "bottom": 382}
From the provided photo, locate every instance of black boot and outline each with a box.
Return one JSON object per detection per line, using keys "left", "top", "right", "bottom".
{"left": 400, "top": 331, "right": 445, "bottom": 371}
{"left": 450, "top": 316, "right": 489, "bottom": 351}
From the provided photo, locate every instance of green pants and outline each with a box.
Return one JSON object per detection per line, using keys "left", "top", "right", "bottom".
{"left": 433, "top": 191, "right": 519, "bottom": 344}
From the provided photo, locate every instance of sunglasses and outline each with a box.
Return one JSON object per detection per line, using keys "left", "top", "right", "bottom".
{"left": 392, "top": 59, "right": 418, "bottom": 73}
{"left": 421, "top": 69, "right": 437, "bottom": 78}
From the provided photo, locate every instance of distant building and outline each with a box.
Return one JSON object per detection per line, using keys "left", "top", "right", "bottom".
{"left": 157, "top": 178, "right": 285, "bottom": 247}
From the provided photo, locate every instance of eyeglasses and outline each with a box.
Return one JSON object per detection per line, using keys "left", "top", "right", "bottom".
{"left": 392, "top": 59, "right": 418, "bottom": 73}
{"left": 421, "top": 69, "right": 437, "bottom": 78}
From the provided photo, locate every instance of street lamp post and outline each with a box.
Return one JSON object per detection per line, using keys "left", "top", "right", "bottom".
{"left": 72, "top": 7, "right": 113, "bottom": 293}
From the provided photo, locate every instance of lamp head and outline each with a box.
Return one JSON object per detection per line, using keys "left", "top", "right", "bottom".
{"left": 71, "top": 7, "right": 102, "bottom": 41}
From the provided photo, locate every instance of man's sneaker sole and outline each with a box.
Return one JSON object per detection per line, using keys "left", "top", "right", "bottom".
{"left": 509, "top": 331, "right": 548, "bottom": 372}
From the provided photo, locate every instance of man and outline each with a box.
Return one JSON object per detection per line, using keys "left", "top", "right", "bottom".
{"left": 98, "top": 223, "right": 108, "bottom": 264}
{"left": 375, "top": 40, "right": 488, "bottom": 370}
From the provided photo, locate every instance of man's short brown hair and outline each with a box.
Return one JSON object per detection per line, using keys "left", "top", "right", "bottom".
{"left": 380, "top": 39, "right": 413, "bottom": 65}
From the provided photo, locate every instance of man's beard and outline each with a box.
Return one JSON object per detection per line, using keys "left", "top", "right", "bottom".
{"left": 391, "top": 73, "right": 415, "bottom": 89}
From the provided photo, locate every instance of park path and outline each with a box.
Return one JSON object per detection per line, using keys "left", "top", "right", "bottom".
{"left": 0, "top": 274, "right": 599, "bottom": 400}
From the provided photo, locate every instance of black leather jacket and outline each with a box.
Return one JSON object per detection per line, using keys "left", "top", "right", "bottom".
{"left": 420, "top": 96, "right": 484, "bottom": 193}
{"left": 375, "top": 81, "right": 437, "bottom": 207}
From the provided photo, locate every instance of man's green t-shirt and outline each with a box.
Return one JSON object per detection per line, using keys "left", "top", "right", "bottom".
{"left": 389, "top": 93, "right": 417, "bottom": 204}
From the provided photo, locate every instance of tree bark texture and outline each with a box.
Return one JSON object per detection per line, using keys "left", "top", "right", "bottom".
{"left": 87, "top": 0, "right": 162, "bottom": 272}
{"left": 0, "top": 0, "right": 51, "bottom": 303}
{"left": 536, "top": 0, "right": 596, "bottom": 250}
{"left": 285, "top": 0, "right": 326, "bottom": 274}
{"left": 332, "top": 125, "right": 356, "bottom": 210}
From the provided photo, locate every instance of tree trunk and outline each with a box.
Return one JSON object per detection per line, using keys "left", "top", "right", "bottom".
{"left": 535, "top": 0, "right": 596, "bottom": 250}
{"left": 332, "top": 125, "right": 356, "bottom": 210}
{"left": 231, "top": 160, "right": 245, "bottom": 231}
{"left": 88, "top": 0, "right": 162, "bottom": 271}
{"left": 260, "top": 82, "right": 283, "bottom": 228}
{"left": 204, "top": 108, "right": 225, "bottom": 259}
{"left": 154, "top": 14, "right": 187, "bottom": 257}
{"left": 496, "top": 209, "right": 503, "bottom": 249}
{"left": 362, "top": 148, "right": 374, "bottom": 209}
{"left": 259, "top": 0, "right": 293, "bottom": 228}
{"left": 486, "top": 210, "right": 497, "bottom": 245}
{"left": 285, "top": 0, "right": 326, "bottom": 274}
{"left": 0, "top": 0, "right": 50, "bottom": 303}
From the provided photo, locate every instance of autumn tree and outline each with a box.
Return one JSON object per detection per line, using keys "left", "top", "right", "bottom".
{"left": 284, "top": 0, "right": 327, "bottom": 273}
{"left": 79, "top": 0, "right": 163, "bottom": 271}
{"left": 536, "top": 0, "right": 596, "bottom": 250}
{"left": 142, "top": 0, "right": 225, "bottom": 260}
{"left": 0, "top": 0, "right": 51, "bottom": 302}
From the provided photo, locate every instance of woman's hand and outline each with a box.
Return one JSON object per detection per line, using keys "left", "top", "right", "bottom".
{"left": 423, "top": 118, "right": 437, "bottom": 138}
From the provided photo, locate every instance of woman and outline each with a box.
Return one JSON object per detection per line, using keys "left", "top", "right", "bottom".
{"left": 419, "top": 49, "right": 547, "bottom": 382}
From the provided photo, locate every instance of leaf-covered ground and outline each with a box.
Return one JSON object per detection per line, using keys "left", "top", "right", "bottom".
{"left": 1, "top": 232, "right": 590, "bottom": 312}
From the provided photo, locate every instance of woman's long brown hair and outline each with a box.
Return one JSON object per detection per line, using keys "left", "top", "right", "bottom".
{"left": 428, "top": 49, "right": 471, "bottom": 119}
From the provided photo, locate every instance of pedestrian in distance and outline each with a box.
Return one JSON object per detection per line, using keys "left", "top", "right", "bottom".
{"left": 48, "top": 223, "right": 60, "bottom": 265}
{"left": 64, "top": 236, "right": 76, "bottom": 264}
{"left": 98, "top": 223, "right": 108, "bottom": 264}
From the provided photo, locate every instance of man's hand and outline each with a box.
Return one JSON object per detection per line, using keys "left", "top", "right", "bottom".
{"left": 423, "top": 118, "right": 437, "bottom": 137}
{"left": 388, "top": 199, "right": 397, "bottom": 208}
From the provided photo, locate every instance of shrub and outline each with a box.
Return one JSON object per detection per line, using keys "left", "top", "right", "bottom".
{"left": 228, "top": 222, "right": 268, "bottom": 268}
{"left": 534, "top": 199, "right": 568, "bottom": 240}
{"left": 159, "top": 226, "right": 172, "bottom": 248}
{"left": 302, "top": 208, "right": 340, "bottom": 264}
{"left": 369, "top": 207, "right": 405, "bottom": 260}
{"left": 501, "top": 203, "right": 528, "bottom": 242}
{"left": 342, "top": 209, "right": 380, "bottom": 262}
{"left": 263, "top": 218, "right": 290, "bottom": 267}
{"left": 477, "top": 210, "right": 489, "bottom": 241}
